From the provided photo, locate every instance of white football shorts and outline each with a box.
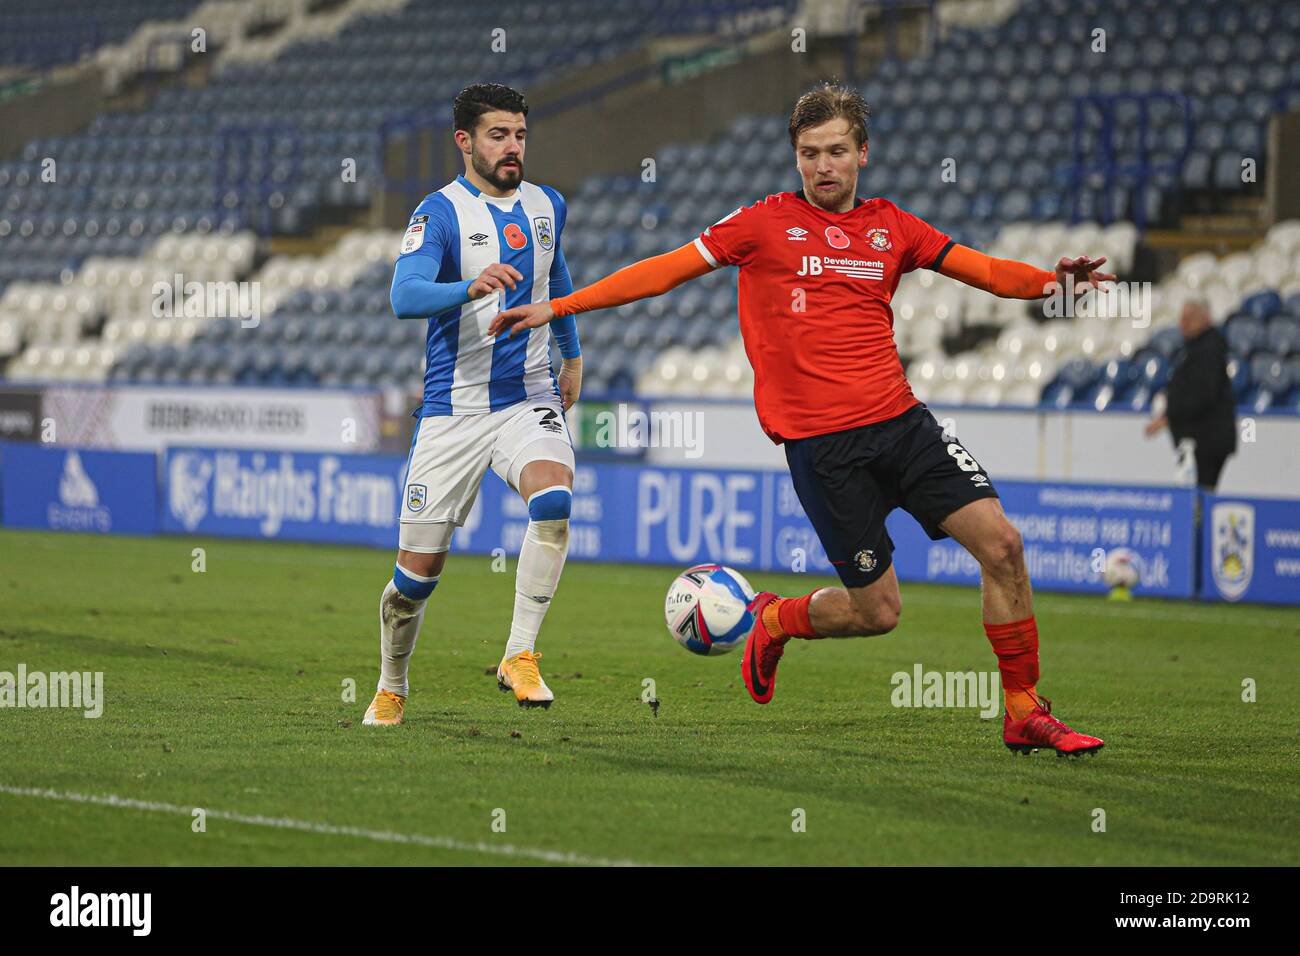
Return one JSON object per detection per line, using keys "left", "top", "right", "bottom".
{"left": 398, "top": 395, "right": 574, "bottom": 553}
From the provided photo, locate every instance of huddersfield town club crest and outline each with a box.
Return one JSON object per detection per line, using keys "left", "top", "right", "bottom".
{"left": 533, "top": 216, "right": 553, "bottom": 251}
{"left": 406, "top": 483, "right": 427, "bottom": 513}
{"left": 1211, "top": 501, "right": 1253, "bottom": 601}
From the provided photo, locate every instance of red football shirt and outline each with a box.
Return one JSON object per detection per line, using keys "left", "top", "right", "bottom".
{"left": 695, "top": 192, "right": 953, "bottom": 443}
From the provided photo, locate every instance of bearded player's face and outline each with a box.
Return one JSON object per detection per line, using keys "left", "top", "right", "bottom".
{"left": 469, "top": 110, "right": 526, "bottom": 191}
{"left": 794, "top": 119, "right": 867, "bottom": 212}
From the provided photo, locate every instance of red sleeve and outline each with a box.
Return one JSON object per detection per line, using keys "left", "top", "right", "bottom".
{"left": 695, "top": 200, "right": 764, "bottom": 268}
{"left": 892, "top": 203, "right": 955, "bottom": 274}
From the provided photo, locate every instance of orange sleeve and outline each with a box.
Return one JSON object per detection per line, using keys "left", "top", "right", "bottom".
{"left": 549, "top": 242, "right": 714, "bottom": 317}
{"left": 938, "top": 244, "right": 1056, "bottom": 299}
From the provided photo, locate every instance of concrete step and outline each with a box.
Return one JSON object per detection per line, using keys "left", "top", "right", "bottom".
{"left": 1145, "top": 229, "right": 1264, "bottom": 258}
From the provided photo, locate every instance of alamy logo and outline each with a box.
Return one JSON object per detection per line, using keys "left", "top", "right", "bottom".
{"left": 891, "top": 663, "right": 1001, "bottom": 718}
{"left": 0, "top": 665, "right": 103, "bottom": 718}
{"left": 49, "top": 886, "right": 150, "bottom": 935}
{"left": 151, "top": 272, "right": 260, "bottom": 328}
{"left": 591, "top": 403, "right": 704, "bottom": 459}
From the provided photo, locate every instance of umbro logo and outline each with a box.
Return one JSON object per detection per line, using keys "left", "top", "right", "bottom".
{"left": 785, "top": 227, "right": 808, "bottom": 241}
{"left": 468, "top": 232, "right": 489, "bottom": 246}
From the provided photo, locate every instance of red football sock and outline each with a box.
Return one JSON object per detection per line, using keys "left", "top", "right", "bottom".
{"left": 761, "top": 592, "right": 821, "bottom": 641}
{"left": 984, "top": 616, "right": 1040, "bottom": 720}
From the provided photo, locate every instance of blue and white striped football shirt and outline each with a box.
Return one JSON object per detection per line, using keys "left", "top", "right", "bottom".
{"left": 390, "top": 173, "right": 579, "bottom": 417}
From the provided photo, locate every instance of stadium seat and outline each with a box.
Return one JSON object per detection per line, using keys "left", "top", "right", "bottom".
{"left": 1225, "top": 315, "right": 1267, "bottom": 357}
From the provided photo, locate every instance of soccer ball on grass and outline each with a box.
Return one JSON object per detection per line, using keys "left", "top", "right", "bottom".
{"left": 664, "top": 564, "right": 757, "bottom": 655}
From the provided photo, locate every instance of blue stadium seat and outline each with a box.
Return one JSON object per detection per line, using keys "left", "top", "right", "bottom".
{"left": 1225, "top": 315, "right": 1267, "bottom": 356}
{"left": 1133, "top": 352, "right": 1170, "bottom": 391}
{"left": 1148, "top": 326, "right": 1183, "bottom": 358}
{"left": 1241, "top": 290, "right": 1283, "bottom": 322}
{"left": 1039, "top": 380, "right": 1074, "bottom": 409}
{"left": 1266, "top": 315, "right": 1299, "bottom": 356}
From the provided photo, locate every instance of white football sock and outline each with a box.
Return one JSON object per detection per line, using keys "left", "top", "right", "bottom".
{"left": 504, "top": 518, "right": 569, "bottom": 658}
{"left": 378, "top": 567, "right": 436, "bottom": 697}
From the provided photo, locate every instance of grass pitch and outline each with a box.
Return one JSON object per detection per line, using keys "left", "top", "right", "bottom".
{"left": 1, "top": 527, "right": 1297, "bottom": 866}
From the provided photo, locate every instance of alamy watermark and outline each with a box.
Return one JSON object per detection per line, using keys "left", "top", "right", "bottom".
{"left": 0, "top": 665, "right": 103, "bottom": 718}
{"left": 152, "top": 273, "right": 261, "bottom": 328}
{"left": 50, "top": 886, "right": 150, "bottom": 935}
{"left": 891, "top": 663, "right": 1000, "bottom": 718}
{"left": 592, "top": 403, "right": 704, "bottom": 459}
{"left": 1041, "top": 275, "right": 1152, "bottom": 327}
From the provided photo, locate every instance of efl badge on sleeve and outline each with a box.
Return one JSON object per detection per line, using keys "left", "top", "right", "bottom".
{"left": 400, "top": 221, "right": 425, "bottom": 255}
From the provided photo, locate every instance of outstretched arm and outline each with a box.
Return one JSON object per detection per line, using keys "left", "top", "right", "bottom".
{"left": 488, "top": 242, "right": 714, "bottom": 337}
{"left": 937, "top": 244, "right": 1115, "bottom": 299}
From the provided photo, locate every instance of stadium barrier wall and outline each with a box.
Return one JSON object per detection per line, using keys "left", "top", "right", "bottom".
{"left": 0, "top": 384, "right": 385, "bottom": 452}
{"left": 1200, "top": 494, "right": 1300, "bottom": 605}
{"left": 0, "top": 441, "right": 1230, "bottom": 601}
{"left": 0, "top": 443, "right": 158, "bottom": 535}
{"left": 621, "top": 399, "right": 1300, "bottom": 499}
{"left": 5, "top": 385, "right": 1297, "bottom": 496}
{"left": 2, "top": 442, "right": 1297, "bottom": 606}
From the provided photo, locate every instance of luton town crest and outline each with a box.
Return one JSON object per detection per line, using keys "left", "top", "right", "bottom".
{"left": 866, "top": 227, "right": 892, "bottom": 251}
{"left": 407, "top": 483, "right": 427, "bottom": 513}
{"left": 533, "top": 216, "right": 554, "bottom": 251}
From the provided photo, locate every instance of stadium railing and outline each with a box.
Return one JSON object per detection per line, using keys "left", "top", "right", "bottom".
{"left": 1068, "top": 91, "right": 1196, "bottom": 233}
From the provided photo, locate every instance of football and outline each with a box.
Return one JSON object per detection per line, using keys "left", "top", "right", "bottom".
{"left": 1102, "top": 547, "right": 1141, "bottom": 593}
{"left": 664, "top": 563, "right": 758, "bottom": 655}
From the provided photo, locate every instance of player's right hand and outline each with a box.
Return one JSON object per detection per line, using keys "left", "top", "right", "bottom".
{"left": 468, "top": 263, "right": 523, "bottom": 300}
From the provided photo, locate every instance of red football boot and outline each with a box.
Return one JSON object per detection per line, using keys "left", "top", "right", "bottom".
{"left": 1004, "top": 695, "right": 1104, "bottom": 756}
{"left": 741, "top": 592, "right": 785, "bottom": 704}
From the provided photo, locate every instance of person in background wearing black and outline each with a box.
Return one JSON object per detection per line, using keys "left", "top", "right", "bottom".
{"left": 1144, "top": 300, "right": 1237, "bottom": 490}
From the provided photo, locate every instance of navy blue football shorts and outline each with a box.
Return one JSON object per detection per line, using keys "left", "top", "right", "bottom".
{"left": 783, "top": 402, "right": 1000, "bottom": 588}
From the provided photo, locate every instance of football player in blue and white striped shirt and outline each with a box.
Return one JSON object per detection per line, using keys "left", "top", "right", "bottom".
{"left": 363, "top": 84, "right": 581, "bottom": 725}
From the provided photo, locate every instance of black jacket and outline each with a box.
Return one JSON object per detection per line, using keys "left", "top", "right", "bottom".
{"left": 1166, "top": 326, "right": 1236, "bottom": 457}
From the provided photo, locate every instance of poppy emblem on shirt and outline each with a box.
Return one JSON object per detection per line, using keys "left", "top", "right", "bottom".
{"left": 867, "top": 228, "right": 892, "bottom": 251}
{"left": 503, "top": 223, "right": 529, "bottom": 250}
{"left": 824, "top": 225, "right": 850, "bottom": 249}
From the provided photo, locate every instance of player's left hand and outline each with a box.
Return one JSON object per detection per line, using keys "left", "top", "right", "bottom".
{"left": 1054, "top": 255, "right": 1117, "bottom": 292}
{"left": 489, "top": 301, "right": 556, "bottom": 338}
{"left": 558, "top": 356, "right": 582, "bottom": 411}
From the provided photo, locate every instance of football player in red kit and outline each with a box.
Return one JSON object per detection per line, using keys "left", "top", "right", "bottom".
{"left": 491, "top": 84, "right": 1112, "bottom": 756}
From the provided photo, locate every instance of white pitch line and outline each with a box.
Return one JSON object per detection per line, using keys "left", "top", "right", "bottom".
{"left": 0, "top": 784, "right": 649, "bottom": 867}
